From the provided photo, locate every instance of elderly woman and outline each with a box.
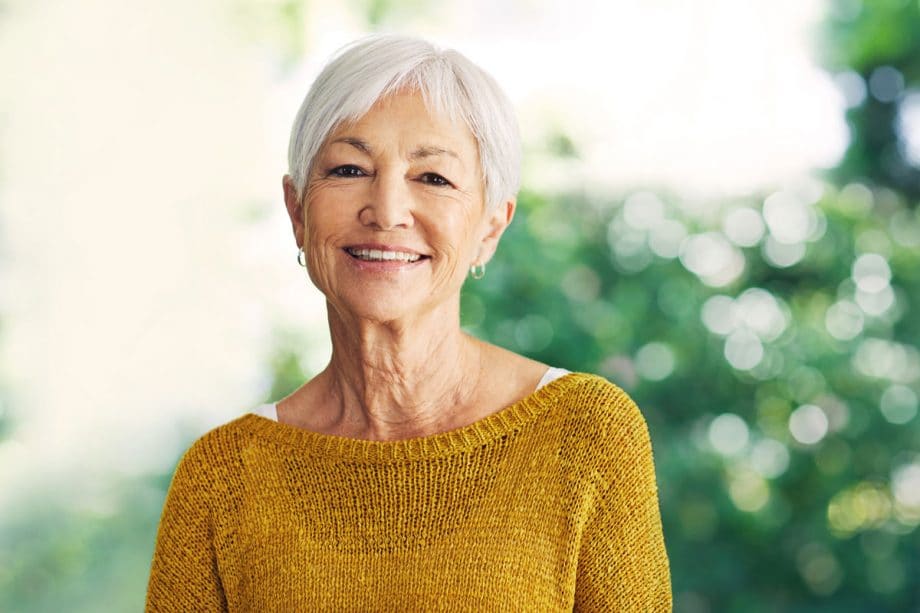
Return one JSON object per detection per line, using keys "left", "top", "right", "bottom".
{"left": 146, "top": 34, "right": 671, "bottom": 611}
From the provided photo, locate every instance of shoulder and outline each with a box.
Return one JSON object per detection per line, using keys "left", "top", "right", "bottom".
{"left": 477, "top": 339, "right": 549, "bottom": 386}
{"left": 555, "top": 372, "right": 648, "bottom": 433}
{"left": 166, "top": 414, "right": 254, "bottom": 491}
{"left": 553, "top": 373, "right": 655, "bottom": 474}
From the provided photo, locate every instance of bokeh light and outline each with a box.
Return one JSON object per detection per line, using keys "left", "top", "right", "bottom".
{"left": 880, "top": 385, "right": 919, "bottom": 425}
{"left": 635, "top": 342, "right": 676, "bottom": 381}
{"left": 898, "top": 92, "right": 920, "bottom": 165}
{"left": 722, "top": 207, "right": 766, "bottom": 247}
{"left": 852, "top": 253, "right": 891, "bottom": 293}
{"left": 825, "top": 300, "right": 864, "bottom": 340}
{"left": 648, "top": 220, "right": 687, "bottom": 259}
{"left": 796, "top": 542, "right": 844, "bottom": 596}
{"left": 726, "top": 329, "right": 765, "bottom": 371}
{"left": 868, "top": 66, "right": 904, "bottom": 103}
{"left": 728, "top": 466, "right": 770, "bottom": 512}
{"left": 853, "top": 339, "right": 920, "bottom": 383}
{"left": 708, "top": 413, "right": 750, "bottom": 456}
{"left": 679, "top": 233, "right": 745, "bottom": 287}
{"left": 891, "top": 461, "right": 920, "bottom": 510}
{"left": 762, "top": 235, "right": 807, "bottom": 267}
{"left": 827, "top": 482, "right": 893, "bottom": 536}
{"left": 789, "top": 404, "right": 829, "bottom": 445}
{"left": 750, "top": 438, "right": 791, "bottom": 479}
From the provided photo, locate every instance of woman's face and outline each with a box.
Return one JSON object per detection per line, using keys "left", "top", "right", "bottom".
{"left": 284, "top": 90, "right": 514, "bottom": 325}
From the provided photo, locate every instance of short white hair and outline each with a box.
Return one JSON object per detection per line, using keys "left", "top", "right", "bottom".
{"left": 287, "top": 34, "right": 521, "bottom": 213}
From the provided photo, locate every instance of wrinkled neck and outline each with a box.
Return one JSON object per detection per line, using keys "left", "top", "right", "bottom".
{"left": 319, "top": 301, "right": 483, "bottom": 440}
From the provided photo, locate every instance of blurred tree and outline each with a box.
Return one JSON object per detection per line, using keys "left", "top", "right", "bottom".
{"left": 817, "top": 0, "right": 920, "bottom": 201}
{"left": 463, "top": 179, "right": 920, "bottom": 612}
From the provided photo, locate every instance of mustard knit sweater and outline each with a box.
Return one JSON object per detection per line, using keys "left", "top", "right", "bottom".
{"left": 145, "top": 373, "right": 671, "bottom": 611}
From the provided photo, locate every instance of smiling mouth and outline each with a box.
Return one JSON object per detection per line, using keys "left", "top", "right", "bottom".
{"left": 344, "top": 247, "right": 429, "bottom": 263}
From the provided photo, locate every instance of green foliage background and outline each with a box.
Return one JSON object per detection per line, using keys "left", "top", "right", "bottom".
{"left": 2, "top": 1, "right": 918, "bottom": 611}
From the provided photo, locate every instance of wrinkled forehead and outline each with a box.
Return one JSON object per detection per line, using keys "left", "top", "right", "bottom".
{"left": 320, "top": 90, "right": 482, "bottom": 169}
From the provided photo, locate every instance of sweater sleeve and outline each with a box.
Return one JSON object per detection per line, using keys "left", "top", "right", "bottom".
{"left": 574, "top": 394, "right": 672, "bottom": 612}
{"left": 146, "top": 440, "right": 228, "bottom": 612}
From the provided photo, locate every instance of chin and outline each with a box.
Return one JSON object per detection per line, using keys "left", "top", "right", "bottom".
{"left": 332, "top": 291, "right": 426, "bottom": 325}
{"left": 350, "top": 305, "right": 413, "bottom": 324}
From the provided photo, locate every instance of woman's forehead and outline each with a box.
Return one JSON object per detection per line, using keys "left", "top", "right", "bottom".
{"left": 326, "top": 91, "right": 479, "bottom": 157}
{"left": 325, "top": 136, "right": 464, "bottom": 163}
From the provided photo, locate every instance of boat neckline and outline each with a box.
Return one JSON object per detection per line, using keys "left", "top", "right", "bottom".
{"left": 240, "top": 372, "right": 588, "bottom": 462}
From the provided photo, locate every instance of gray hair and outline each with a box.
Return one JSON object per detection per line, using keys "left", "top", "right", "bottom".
{"left": 287, "top": 34, "right": 521, "bottom": 213}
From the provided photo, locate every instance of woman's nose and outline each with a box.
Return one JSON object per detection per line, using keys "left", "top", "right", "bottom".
{"left": 359, "top": 170, "right": 414, "bottom": 230}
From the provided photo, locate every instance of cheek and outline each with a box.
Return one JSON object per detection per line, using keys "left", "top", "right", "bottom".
{"left": 425, "top": 210, "right": 482, "bottom": 281}
{"left": 303, "top": 186, "right": 356, "bottom": 243}
{"left": 301, "top": 197, "right": 353, "bottom": 286}
{"left": 305, "top": 221, "right": 345, "bottom": 269}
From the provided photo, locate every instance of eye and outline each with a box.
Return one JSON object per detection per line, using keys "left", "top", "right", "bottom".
{"left": 328, "top": 165, "right": 366, "bottom": 178}
{"left": 419, "top": 172, "right": 451, "bottom": 187}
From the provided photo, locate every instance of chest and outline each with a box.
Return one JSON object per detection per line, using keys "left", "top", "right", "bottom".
{"left": 214, "top": 438, "right": 593, "bottom": 612}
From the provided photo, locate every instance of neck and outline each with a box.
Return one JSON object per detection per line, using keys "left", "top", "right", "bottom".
{"left": 317, "top": 300, "right": 483, "bottom": 440}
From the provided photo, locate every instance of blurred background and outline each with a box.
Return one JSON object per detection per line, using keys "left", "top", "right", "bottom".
{"left": 1, "top": 0, "right": 918, "bottom": 610}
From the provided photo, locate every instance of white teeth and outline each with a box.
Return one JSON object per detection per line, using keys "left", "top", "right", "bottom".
{"left": 347, "top": 248, "right": 421, "bottom": 262}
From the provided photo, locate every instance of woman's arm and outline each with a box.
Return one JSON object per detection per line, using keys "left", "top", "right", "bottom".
{"left": 146, "top": 441, "right": 228, "bottom": 612}
{"left": 574, "top": 394, "right": 672, "bottom": 612}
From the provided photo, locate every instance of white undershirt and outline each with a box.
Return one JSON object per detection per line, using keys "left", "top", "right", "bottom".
{"left": 251, "top": 366, "right": 571, "bottom": 422}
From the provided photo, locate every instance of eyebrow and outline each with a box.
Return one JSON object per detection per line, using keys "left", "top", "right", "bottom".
{"left": 330, "top": 137, "right": 373, "bottom": 155}
{"left": 328, "top": 137, "right": 459, "bottom": 161}
{"left": 409, "top": 146, "right": 460, "bottom": 161}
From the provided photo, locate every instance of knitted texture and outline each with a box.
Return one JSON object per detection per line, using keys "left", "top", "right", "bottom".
{"left": 145, "top": 372, "right": 672, "bottom": 611}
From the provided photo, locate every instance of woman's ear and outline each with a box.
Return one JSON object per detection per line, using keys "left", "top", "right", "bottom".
{"left": 282, "top": 175, "right": 305, "bottom": 248}
{"left": 475, "top": 198, "right": 517, "bottom": 265}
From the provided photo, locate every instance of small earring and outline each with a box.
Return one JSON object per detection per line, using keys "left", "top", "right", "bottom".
{"left": 296, "top": 246, "right": 306, "bottom": 267}
{"left": 470, "top": 262, "right": 485, "bottom": 279}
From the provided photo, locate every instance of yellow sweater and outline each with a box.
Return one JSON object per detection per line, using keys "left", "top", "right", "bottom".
{"left": 145, "top": 373, "right": 671, "bottom": 611}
